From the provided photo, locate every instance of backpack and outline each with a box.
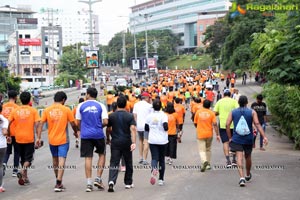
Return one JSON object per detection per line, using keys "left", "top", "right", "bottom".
{"left": 235, "top": 115, "right": 250, "bottom": 136}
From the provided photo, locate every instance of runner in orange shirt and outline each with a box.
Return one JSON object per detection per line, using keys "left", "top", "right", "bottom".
{"left": 72, "top": 98, "right": 85, "bottom": 148}
{"left": 164, "top": 102, "right": 179, "bottom": 165}
{"left": 8, "top": 91, "right": 40, "bottom": 186}
{"left": 106, "top": 91, "right": 114, "bottom": 112}
{"left": 37, "top": 91, "right": 79, "bottom": 192}
{"left": 194, "top": 100, "right": 220, "bottom": 172}
{"left": 174, "top": 98, "right": 185, "bottom": 143}
{"left": 191, "top": 97, "right": 202, "bottom": 121}
{"left": 2, "top": 90, "right": 19, "bottom": 177}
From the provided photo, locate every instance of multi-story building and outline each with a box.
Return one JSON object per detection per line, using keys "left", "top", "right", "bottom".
{"left": 129, "top": 0, "right": 231, "bottom": 52}
{"left": 36, "top": 8, "right": 99, "bottom": 47}
{"left": 0, "top": 5, "right": 36, "bottom": 68}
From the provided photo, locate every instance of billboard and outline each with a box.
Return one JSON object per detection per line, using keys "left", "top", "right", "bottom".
{"left": 85, "top": 50, "right": 99, "bottom": 68}
{"left": 17, "top": 18, "right": 38, "bottom": 24}
{"left": 148, "top": 58, "right": 157, "bottom": 69}
{"left": 18, "top": 38, "right": 41, "bottom": 46}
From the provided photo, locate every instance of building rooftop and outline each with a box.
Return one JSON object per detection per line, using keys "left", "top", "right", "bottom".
{"left": 0, "top": 5, "right": 35, "bottom": 14}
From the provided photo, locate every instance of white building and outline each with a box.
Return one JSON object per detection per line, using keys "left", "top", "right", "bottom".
{"left": 129, "top": 0, "right": 231, "bottom": 51}
{"left": 35, "top": 8, "right": 99, "bottom": 47}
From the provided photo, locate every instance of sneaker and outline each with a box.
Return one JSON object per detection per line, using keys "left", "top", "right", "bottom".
{"left": 226, "top": 161, "right": 232, "bottom": 168}
{"left": 232, "top": 160, "right": 237, "bottom": 167}
{"left": 239, "top": 178, "right": 246, "bottom": 187}
{"left": 24, "top": 179, "right": 31, "bottom": 186}
{"left": 120, "top": 166, "right": 126, "bottom": 172}
{"left": 206, "top": 164, "right": 211, "bottom": 170}
{"left": 158, "top": 180, "right": 164, "bottom": 186}
{"left": 86, "top": 184, "right": 93, "bottom": 192}
{"left": 150, "top": 169, "right": 158, "bottom": 185}
{"left": 12, "top": 170, "right": 18, "bottom": 177}
{"left": 17, "top": 172, "right": 25, "bottom": 185}
{"left": 125, "top": 184, "right": 134, "bottom": 189}
{"left": 142, "top": 160, "right": 149, "bottom": 165}
{"left": 94, "top": 178, "right": 105, "bottom": 190}
{"left": 138, "top": 159, "right": 144, "bottom": 164}
{"left": 201, "top": 161, "right": 209, "bottom": 172}
{"left": 168, "top": 159, "right": 173, "bottom": 165}
{"left": 0, "top": 187, "right": 5, "bottom": 192}
{"left": 166, "top": 157, "right": 170, "bottom": 162}
{"left": 260, "top": 147, "right": 266, "bottom": 151}
{"left": 108, "top": 181, "right": 114, "bottom": 192}
{"left": 54, "top": 184, "right": 66, "bottom": 192}
{"left": 245, "top": 173, "right": 252, "bottom": 181}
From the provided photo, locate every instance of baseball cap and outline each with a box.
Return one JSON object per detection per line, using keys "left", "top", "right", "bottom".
{"left": 141, "top": 92, "right": 151, "bottom": 98}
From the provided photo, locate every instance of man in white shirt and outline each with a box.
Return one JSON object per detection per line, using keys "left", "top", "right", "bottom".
{"left": 133, "top": 92, "right": 152, "bottom": 165}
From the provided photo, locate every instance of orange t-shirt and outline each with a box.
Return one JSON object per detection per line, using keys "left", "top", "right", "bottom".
{"left": 125, "top": 100, "right": 132, "bottom": 112}
{"left": 41, "top": 103, "right": 75, "bottom": 145}
{"left": 174, "top": 104, "right": 185, "bottom": 124}
{"left": 106, "top": 94, "right": 114, "bottom": 105}
{"left": 194, "top": 108, "right": 216, "bottom": 139}
{"left": 2, "top": 102, "right": 19, "bottom": 136}
{"left": 166, "top": 112, "right": 179, "bottom": 135}
{"left": 9, "top": 105, "right": 40, "bottom": 143}
{"left": 160, "top": 95, "right": 168, "bottom": 108}
{"left": 205, "top": 90, "right": 215, "bottom": 102}
{"left": 192, "top": 103, "right": 203, "bottom": 114}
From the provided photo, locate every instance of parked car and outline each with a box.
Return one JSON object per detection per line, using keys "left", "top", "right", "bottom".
{"left": 115, "top": 78, "right": 127, "bottom": 87}
{"left": 80, "top": 83, "right": 92, "bottom": 96}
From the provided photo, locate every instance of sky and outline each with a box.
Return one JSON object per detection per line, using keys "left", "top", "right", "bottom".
{"left": 6, "top": 0, "right": 149, "bottom": 45}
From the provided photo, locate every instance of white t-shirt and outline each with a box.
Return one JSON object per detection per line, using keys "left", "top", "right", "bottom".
{"left": 133, "top": 100, "right": 153, "bottom": 131}
{"left": 0, "top": 115, "right": 8, "bottom": 148}
{"left": 145, "top": 111, "right": 168, "bottom": 145}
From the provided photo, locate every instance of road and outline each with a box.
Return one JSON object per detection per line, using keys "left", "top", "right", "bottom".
{"left": 2, "top": 78, "right": 300, "bottom": 200}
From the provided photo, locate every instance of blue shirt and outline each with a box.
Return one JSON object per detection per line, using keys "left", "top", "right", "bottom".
{"left": 76, "top": 100, "right": 108, "bottom": 139}
{"left": 232, "top": 107, "right": 253, "bottom": 145}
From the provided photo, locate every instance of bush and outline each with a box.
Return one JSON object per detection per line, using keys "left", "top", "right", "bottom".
{"left": 263, "top": 83, "right": 300, "bottom": 149}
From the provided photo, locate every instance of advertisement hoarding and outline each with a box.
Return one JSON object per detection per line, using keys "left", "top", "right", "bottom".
{"left": 85, "top": 50, "right": 99, "bottom": 69}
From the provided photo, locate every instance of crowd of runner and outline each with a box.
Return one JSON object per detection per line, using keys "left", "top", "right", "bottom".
{"left": 0, "top": 69, "right": 269, "bottom": 194}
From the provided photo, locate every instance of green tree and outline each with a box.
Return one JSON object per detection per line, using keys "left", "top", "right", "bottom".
{"left": 0, "top": 68, "right": 21, "bottom": 93}
{"left": 56, "top": 48, "right": 87, "bottom": 86}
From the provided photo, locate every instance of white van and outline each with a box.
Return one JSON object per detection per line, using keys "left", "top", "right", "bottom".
{"left": 81, "top": 83, "right": 92, "bottom": 96}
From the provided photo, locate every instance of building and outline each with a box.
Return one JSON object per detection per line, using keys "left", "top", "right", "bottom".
{"left": 129, "top": 0, "right": 231, "bottom": 52}
{"left": 36, "top": 8, "right": 99, "bottom": 47}
{"left": 0, "top": 5, "right": 36, "bottom": 68}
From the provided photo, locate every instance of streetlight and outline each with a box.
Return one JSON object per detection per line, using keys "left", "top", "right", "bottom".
{"left": 139, "top": 13, "right": 152, "bottom": 77}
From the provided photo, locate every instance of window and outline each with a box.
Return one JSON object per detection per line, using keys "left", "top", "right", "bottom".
{"left": 32, "top": 56, "right": 41, "bottom": 62}
{"left": 24, "top": 68, "right": 30, "bottom": 75}
{"left": 32, "top": 46, "right": 41, "bottom": 51}
{"left": 199, "top": 25, "right": 204, "bottom": 32}
{"left": 33, "top": 68, "right": 42, "bottom": 73}
{"left": 45, "top": 47, "right": 48, "bottom": 53}
{"left": 21, "top": 56, "right": 30, "bottom": 63}
{"left": 25, "top": 34, "right": 30, "bottom": 39}
{"left": 19, "top": 34, "right": 23, "bottom": 39}
{"left": 200, "top": 35, "right": 205, "bottom": 42}
{"left": 44, "top": 36, "right": 48, "bottom": 41}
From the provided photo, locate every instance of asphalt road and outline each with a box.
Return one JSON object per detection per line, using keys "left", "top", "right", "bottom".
{"left": 2, "top": 78, "right": 300, "bottom": 200}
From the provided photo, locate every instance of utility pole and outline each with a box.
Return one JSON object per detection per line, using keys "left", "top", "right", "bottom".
{"left": 79, "top": 0, "right": 101, "bottom": 82}
{"left": 122, "top": 31, "right": 126, "bottom": 68}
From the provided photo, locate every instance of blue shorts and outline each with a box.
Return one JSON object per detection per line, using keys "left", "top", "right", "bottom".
{"left": 49, "top": 143, "right": 69, "bottom": 158}
{"left": 219, "top": 128, "right": 233, "bottom": 143}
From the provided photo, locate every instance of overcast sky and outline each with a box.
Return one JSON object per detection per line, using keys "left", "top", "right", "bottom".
{"left": 7, "top": 0, "right": 149, "bottom": 45}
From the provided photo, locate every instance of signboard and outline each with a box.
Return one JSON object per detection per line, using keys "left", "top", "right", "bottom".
{"left": 18, "top": 38, "right": 41, "bottom": 46}
{"left": 85, "top": 50, "right": 99, "bottom": 68}
{"left": 148, "top": 58, "right": 157, "bottom": 69}
{"left": 20, "top": 50, "right": 31, "bottom": 55}
{"left": 17, "top": 18, "right": 38, "bottom": 24}
{"left": 132, "top": 59, "right": 140, "bottom": 70}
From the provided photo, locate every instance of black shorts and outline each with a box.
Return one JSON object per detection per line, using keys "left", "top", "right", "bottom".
{"left": 138, "top": 131, "right": 149, "bottom": 140}
{"left": 16, "top": 143, "right": 35, "bottom": 166}
{"left": 229, "top": 141, "right": 253, "bottom": 156}
{"left": 80, "top": 138, "right": 106, "bottom": 157}
{"left": 165, "top": 135, "right": 177, "bottom": 159}
{"left": 219, "top": 128, "right": 233, "bottom": 143}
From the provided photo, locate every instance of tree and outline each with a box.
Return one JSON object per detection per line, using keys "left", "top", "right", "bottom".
{"left": 0, "top": 68, "right": 21, "bottom": 93}
{"left": 56, "top": 48, "right": 87, "bottom": 86}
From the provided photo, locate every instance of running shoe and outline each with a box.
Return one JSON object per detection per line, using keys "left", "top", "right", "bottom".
{"left": 168, "top": 159, "right": 173, "bottom": 165}
{"left": 125, "top": 184, "right": 134, "bottom": 189}
{"left": 24, "top": 179, "right": 31, "bottom": 186}
{"left": 260, "top": 147, "right": 266, "bottom": 151}
{"left": 232, "top": 160, "right": 237, "bottom": 167}
{"left": 12, "top": 169, "right": 18, "bottom": 177}
{"left": 138, "top": 159, "right": 144, "bottom": 164}
{"left": 86, "top": 184, "right": 93, "bottom": 192}
{"left": 245, "top": 173, "right": 252, "bottom": 181}
{"left": 226, "top": 161, "right": 232, "bottom": 168}
{"left": 201, "top": 161, "right": 209, "bottom": 172}
{"left": 239, "top": 178, "right": 246, "bottom": 187}
{"left": 54, "top": 184, "right": 66, "bottom": 192}
{"left": 158, "top": 180, "right": 164, "bottom": 186}
{"left": 108, "top": 181, "right": 114, "bottom": 192}
{"left": 150, "top": 169, "right": 158, "bottom": 185}
{"left": 17, "top": 172, "right": 25, "bottom": 185}
{"left": 94, "top": 177, "right": 105, "bottom": 190}
{"left": 0, "top": 187, "right": 5, "bottom": 192}
{"left": 206, "top": 164, "right": 211, "bottom": 170}
{"left": 142, "top": 160, "right": 149, "bottom": 165}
